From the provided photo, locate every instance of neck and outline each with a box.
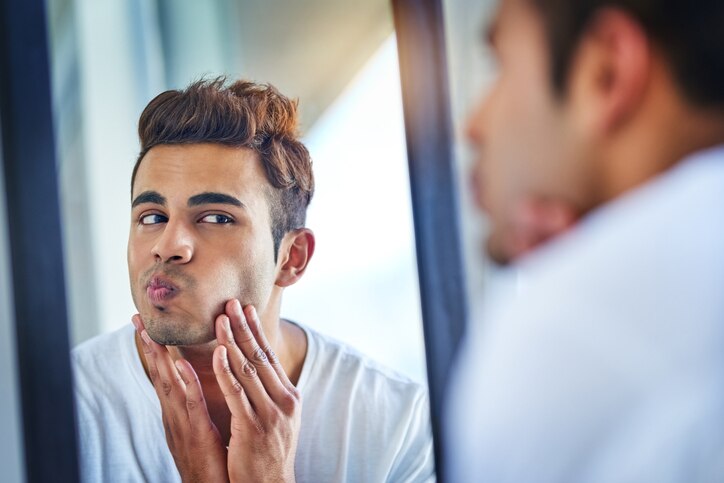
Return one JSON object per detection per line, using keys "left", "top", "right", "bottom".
{"left": 134, "top": 290, "right": 308, "bottom": 444}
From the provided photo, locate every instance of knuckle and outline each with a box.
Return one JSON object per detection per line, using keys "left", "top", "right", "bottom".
{"left": 242, "top": 361, "right": 257, "bottom": 378}
{"left": 186, "top": 398, "right": 198, "bottom": 411}
{"left": 252, "top": 346, "right": 268, "bottom": 364}
{"left": 265, "top": 347, "right": 280, "bottom": 365}
{"left": 229, "top": 381, "right": 243, "bottom": 395}
{"left": 279, "top": 392, "right": 297, "bottom": 412}
{"left": 161, "top": 380, "right": 173, "bottom": 396}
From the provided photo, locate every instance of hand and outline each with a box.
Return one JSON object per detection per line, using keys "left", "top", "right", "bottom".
{"left": 132, "top": 315, "right": 229, "bottom": 483}
{"left": 213, "top": 300, "right": 301, "bottom": 483}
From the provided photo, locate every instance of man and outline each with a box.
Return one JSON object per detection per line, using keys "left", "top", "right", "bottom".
{"left": 73, "top": 78, "right": 434, "bottom": 482}
{"left": 447, "top": 0, "right": 724, "bottom": 481}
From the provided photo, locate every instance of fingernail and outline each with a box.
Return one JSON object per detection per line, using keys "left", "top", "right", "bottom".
{"left": 141, "top": 330, "right": 152, "bottom": 346}
{"left": 174, "top": 360, "right": 184, "bottom": 374}
{"left": 233, "top": 299, "right": 242, "bottom": 315}
{"left": 219, "top": 345, "right": 228, "bottom": 362}
{"left": 131, "top": 315, "right": 140, "bottom": 331}
{"left": 222, "top": 315, "right": 232, "bottom": 332}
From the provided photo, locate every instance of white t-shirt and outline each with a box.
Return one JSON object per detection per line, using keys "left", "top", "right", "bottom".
{"left": 73, "top": 322, "right": 435, "bottom": 483}
{"left": 446, "top": 146, "right": 724, "bottom": 482}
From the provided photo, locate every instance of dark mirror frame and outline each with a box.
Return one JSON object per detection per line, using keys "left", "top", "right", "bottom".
{"left": 393, "top": 0, "right": 468, "bottom": 480}
{"left": 0, "top": 0, "right": 80, "bottom": 481}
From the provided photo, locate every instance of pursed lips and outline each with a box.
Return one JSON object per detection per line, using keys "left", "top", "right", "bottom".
{"left": 146, "top": 275, "right": 180, "bottom": 305}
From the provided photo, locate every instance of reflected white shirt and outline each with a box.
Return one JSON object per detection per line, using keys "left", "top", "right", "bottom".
{"left": 74, "top": 322, "right": 435, "bottom": 483}
{"left": 446, "top": 146, "right": 724, "bottom": 482}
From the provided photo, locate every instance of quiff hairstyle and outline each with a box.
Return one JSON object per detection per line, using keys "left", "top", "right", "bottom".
{"left": 131, "top": 77, "right": 314, "bottom": 259}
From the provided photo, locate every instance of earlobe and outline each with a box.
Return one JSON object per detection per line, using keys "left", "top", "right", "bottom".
{"left": 275, "top": 229, "right": 315, "bottom": 288}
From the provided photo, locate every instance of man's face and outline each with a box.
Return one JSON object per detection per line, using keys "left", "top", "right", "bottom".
{"left": 128, "top": 143, "right": 277, "bottom": 346}
{"left": 468, "top": 0, "right": 594, "bottom": 263}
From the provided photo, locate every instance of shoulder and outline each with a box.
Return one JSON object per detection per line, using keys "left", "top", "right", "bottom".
{"left": 72, "top": 325, "right": 141, "bottom": 408}
{"left": 296, "top": 325, "right": 435, "bottom": 481}
{"left": 72, "top": 324, "right": 135, "bottom": 374}
{"left": 301, "top": 325, "right": 427, "bottom": 406}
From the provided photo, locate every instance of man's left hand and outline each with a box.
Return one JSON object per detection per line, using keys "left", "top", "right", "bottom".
{"left": 213, "top": 300, "right": 301, "bottom": 483}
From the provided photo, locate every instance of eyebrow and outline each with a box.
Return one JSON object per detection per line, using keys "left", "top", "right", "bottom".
{"left": 132, "top": 190, "right": 166, "bottom": 207}
{"left": 187, "top": 192, "right": 244, "bottom": 208}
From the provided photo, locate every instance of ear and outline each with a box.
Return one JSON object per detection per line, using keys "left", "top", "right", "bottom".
{"left": 274, "top": 228, "right": 316, "bottom": 288}
{"left": 569, "top": 8, "right": 651, "bottom": 134}
{"left": 506, "top": 197, "right": 578, "bottom": 260}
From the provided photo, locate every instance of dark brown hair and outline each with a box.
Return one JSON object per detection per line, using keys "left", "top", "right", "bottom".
{"left": 132, "top": 77, "right": 314, "bottom": 259}
{"left": 531, "top": 0, "right": 724, "bottom": 108}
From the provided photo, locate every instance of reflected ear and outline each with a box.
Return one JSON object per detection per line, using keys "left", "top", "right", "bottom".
{"left": 507, "top": 197, "right": 578, "bottom": 260}
{"left": 275, "top": 228, "right": 315, "bottom": 288}
{"left": 570, "top": 8, "right": 650, "bottom": 134}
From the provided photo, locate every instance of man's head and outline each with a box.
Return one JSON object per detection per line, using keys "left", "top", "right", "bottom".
{"left": 128, "top": 78, "right": 315, "bottom": 346}
{"left": 469, "top": 0, "right": 724, "bottom": 264}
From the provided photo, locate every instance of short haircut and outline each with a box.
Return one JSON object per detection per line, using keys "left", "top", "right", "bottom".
{"left": 530, "top": 0, "right": 724, "bottom": 108}
{"left": 132, "top": 77, "right": 314, "bottom": 259}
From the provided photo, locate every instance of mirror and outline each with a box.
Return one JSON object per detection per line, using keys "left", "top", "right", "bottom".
{"left": 47, "top": 0, "right": 432, "bottom": 481}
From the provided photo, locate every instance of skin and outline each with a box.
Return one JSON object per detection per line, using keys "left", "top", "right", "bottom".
{"left": 128, "top": 143, "right": 315, "bottom": 482}
{"left": 468, "top": 0, "right": 724, "bottom": 264}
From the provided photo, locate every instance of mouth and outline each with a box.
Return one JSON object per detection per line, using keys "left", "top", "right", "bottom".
{"left": 146, "top": 275, "right": 180, "bottom": 307}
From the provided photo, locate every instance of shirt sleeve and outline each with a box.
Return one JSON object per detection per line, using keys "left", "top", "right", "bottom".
{"left": 387, "top": 388, "right": 436, "bottom": 483}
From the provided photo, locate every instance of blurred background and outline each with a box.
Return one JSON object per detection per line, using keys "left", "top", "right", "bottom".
{"left": 47, "top": 0, "right": 433, "bottom": 382}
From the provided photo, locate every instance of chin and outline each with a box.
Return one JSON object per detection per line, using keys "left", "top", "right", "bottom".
{"left": 144, "top": 314, "right": 215, "bottom": 346}
{"left": 485, "top": 233, "right": 514, "bottom": 267}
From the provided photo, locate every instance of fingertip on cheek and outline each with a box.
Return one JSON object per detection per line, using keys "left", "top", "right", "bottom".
{"left": 216, "top": 345, "right": 229, "bottom": 365}
{"left": 140, "top": 330, "right": 152, "bottom": 346}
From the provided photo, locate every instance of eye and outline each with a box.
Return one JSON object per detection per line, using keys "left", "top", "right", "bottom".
{"left": 200, "top": 214, "right": 234, "bottom": 224}
{"left": 139, "top": 213, "right": 168, "bottom": 225}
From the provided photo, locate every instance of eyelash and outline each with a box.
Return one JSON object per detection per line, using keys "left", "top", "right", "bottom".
{"left": 138, "top": 213, "right": 235, "bottom": 226}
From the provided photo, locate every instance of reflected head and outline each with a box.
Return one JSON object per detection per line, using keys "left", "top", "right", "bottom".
{"left": 531, "top": 0, "right": 724, "bottom": 108}
{"left": 132, "top": 77, "right": 315, "bottom": 258}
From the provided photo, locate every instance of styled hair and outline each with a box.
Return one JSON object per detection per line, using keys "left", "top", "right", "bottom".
{"left": 132, "top": 77, "right": 314, "bottom": 259}
{"left": 530, "top": 0, "right": 724, "bottom": 108}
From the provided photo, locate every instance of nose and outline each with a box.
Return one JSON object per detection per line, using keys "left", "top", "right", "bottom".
{"left": 151, "top": 219, "right": 193, "bottom": 264}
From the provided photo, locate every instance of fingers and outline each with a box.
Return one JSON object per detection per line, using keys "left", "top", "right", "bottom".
{"left": 222, "top": 301, "right": 295, "bottom": 407}
{"left": 174, "top": 359, "right": 217, "bottom": 435}
{"left": 212, "top": 344, "right": 259, "bottom": 430}
{"left": 244, "top": 304, "right": 297, "bottom": 396}
{"left": 215, "top": 312, "right": 276, "bottom": 417}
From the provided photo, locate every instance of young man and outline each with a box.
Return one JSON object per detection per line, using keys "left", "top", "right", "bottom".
{"left": 447, "top": 0, "right": 724, "bottom": 481}
{"left": 73, "top": 79, "right": 434, "bottom": 482}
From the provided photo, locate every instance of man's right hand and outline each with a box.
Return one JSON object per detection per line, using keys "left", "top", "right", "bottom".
{"left": 133, "top": 315, "right": 229, "bottom": 483}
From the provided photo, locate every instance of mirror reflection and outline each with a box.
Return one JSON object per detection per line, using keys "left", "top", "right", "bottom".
{"left": 47, "top": 1, "right": 432, "bottom": 481}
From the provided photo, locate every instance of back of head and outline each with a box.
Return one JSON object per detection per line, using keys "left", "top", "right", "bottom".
{"left": 133, "top": 77, "right": 315, "bottom": 258}
{"left": 532, "top": 0, "right": 724, "bottom": 109}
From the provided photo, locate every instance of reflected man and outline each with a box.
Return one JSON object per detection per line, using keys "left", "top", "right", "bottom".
{"left": 448, "top": 0, "right": 724, "bottom": 481}
{"left": 73, "top": 78, "right": 434, "bottom": 483}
